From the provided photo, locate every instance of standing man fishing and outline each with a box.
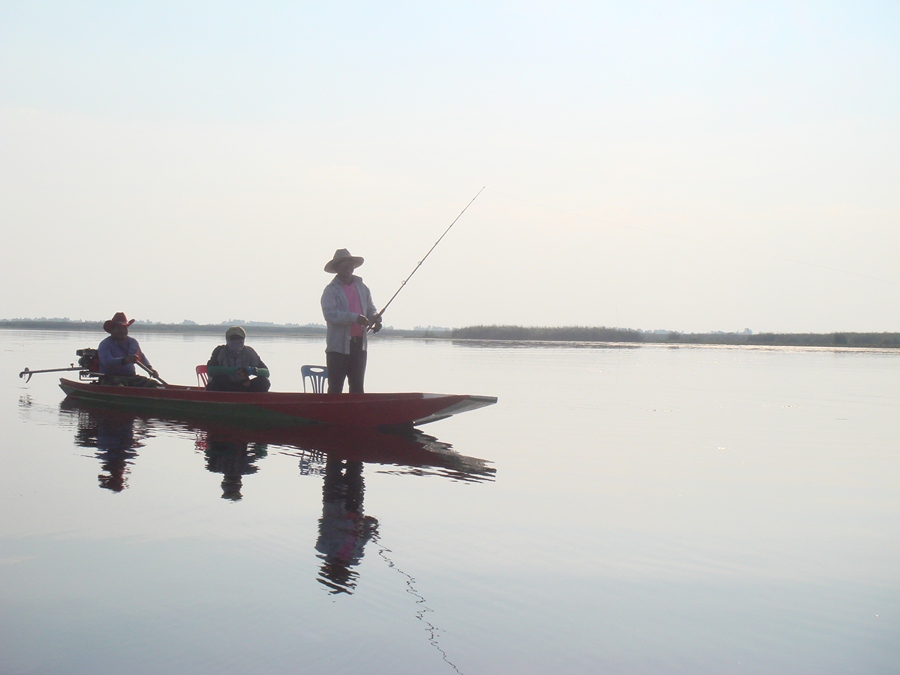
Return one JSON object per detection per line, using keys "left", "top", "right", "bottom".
{"left": 321, "top": 249, "right": 382, "bottom": 394}
{"left": 318, "top": 190, "right": 483, "bottom": 394}
{"left": 97, "top": 312, "right": 160, "bottom": 387}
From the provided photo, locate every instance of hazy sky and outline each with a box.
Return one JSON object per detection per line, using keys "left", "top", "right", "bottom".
{"left": 2, "top": 2, "right": 898, "bottom": 332}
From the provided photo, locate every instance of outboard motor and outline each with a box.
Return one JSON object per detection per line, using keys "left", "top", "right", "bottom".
{"left": 19, "top": 347, "right": 101, "bottom": 382}
{"left": 76, "top": 348, "right": 100, "bottom": 380}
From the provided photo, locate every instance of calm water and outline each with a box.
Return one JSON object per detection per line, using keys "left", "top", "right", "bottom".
{"left": 1, "top": 329, "right": 898, "bottom": 674}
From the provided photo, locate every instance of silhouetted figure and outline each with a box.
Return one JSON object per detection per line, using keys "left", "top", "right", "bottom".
{"left": 315, "top": 457, "right": 378, "bottom": 594}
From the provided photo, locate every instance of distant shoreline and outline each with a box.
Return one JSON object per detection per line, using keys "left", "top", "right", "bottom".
{"left": 450, "top": 325, "right": 900, "bottom": 349}
{"left": 4, "top": 320, "right": 898, "bottom": 349}
{"left": 0, "top": 319, "right": 447, "bottom": 339}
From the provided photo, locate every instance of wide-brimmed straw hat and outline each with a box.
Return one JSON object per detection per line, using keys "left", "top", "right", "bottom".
{"left": 103, "top": 312, "right": 135, "bottom": 333}
{"left": 324, "top": 248, "right": 364, "bottom": 274}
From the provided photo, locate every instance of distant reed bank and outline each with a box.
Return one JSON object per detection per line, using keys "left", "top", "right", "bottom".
{"left": 3, "top": 320, "right": 898, "bottom": 348}
{"left": 451, "top": 325, "right": 900, "bottom": 348}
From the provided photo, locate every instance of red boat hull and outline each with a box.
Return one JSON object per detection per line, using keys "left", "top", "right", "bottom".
{"left": 58, "top": 379, "right": 497, "bottom": 428}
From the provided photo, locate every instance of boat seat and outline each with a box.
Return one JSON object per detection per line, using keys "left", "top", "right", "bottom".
{"left": 196, "top": 364, "right": 208, "bottom": 387}
{"left": 301, "top": 365, "right": 328, "bottom": 393}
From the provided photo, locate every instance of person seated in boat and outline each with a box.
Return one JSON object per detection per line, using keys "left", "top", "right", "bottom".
{"left": 206, "top": 326, "right": 271, "bottom": 392}
{"left": 97, "top": 312, "right": 160, "bottom": 387}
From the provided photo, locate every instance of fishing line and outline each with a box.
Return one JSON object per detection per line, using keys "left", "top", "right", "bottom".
{"left": 485, "top": 187, "right": 900, "bottom": 287}
{"left": 377, "top": 187, "right": 486, "bottom": 320}
{"left": 374, "top": 533, "right": 464, "bottom": 675}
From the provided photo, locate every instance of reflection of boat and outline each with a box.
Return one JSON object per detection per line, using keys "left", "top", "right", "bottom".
{"left": 58, "top": 398, "right": 494, "bottom": 596}
{"left": 59, "top": 397, "right": 496, "bottom": 483}
{"left": 59, "top": 378, "right": 497, "bottom": 428}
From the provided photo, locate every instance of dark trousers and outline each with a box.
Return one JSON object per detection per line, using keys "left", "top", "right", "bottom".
{"left": 326, "top": 339, "right": 367, "bottom": 394}
{"left": 206, "top": 376, "right": 271, "bottom": 392}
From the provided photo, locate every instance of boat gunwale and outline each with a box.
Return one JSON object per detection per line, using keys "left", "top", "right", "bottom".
{"left": 58, "top": 378, "right": 493, "bottom": 403}
{"left": 58, "top": 378, "right": 498, "bottom": 427}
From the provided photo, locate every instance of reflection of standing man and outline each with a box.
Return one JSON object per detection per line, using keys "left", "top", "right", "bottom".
{"left": 315, "top": 457, "right": 378, "bottom": 594}
{"left": 321, "top": 249, "right": 382, "bottom": 394}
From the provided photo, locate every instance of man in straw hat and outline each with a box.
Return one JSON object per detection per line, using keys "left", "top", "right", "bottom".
{"left": 205, "top": 326, "right": 271, "bottom": 392}
{"left": 97, "top": 311, "right": 160, "bottom": 387}
{"left": 321, "top": 248, "right": 382, "bottom": 394}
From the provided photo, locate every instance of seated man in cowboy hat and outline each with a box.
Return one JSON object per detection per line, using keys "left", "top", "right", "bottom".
{"left": 97, "top": 312, "right": 160, "bottom": 387}
{"left": 321, "top": 248, "right": 382, "bottom": 394}
{"left": 205, "top": 326, "right": 271, "bottom": 392}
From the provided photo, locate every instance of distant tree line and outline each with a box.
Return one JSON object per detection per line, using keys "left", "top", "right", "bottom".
{"left": 745, "top": 332, "right": 900, "bottom": 348}
{"left": 451, "top": 325, "right": 900, "bottom": 348}
{"left": 0, "top": 319, "right": 325, "bottom": 335}
{"left": 4, "top": 319, "right": 899, "bottom": 348}
{"left": 451, "top": 325, "right": 643, "bottom": 342}
{"left": 0, "top": 318, "right": 441, "bottom": 339}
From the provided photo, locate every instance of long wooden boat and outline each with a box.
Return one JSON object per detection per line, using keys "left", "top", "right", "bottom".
{"left": 59, "top": 378, "right": 497, "bottom": 428}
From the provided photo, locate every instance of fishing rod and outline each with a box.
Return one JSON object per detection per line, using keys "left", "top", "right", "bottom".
{"left": 375, "top": 187, "right": 485, "bottom": 321}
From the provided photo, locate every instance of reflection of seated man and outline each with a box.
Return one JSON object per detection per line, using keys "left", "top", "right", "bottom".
{"left": 206, "top": 326, "right": 271, "bottom": 392}
{"left": 68, "top": 404, "right": 143, "bottom": 492}
{"left": 315, "top": 458, "right": 378, "bottom": 594}
{"left": 98, "top": 312, "right": 160, "bottom": 387}
{"left": 203, "top": 437, "right": 268, "bottom": 501}
{"left": 95, "top": 414, "right": 140, "bottom": 492}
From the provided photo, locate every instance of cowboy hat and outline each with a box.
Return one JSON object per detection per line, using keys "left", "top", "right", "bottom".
{"left": 324, "top": 248, "right": 364, "bottom": 274}
{"left": 103, "top": 312, "right": 135, "bottom": 333}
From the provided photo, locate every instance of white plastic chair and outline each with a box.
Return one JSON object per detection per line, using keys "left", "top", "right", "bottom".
{"left": 301, "top": 365, "right": 327, "bottom": 393}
